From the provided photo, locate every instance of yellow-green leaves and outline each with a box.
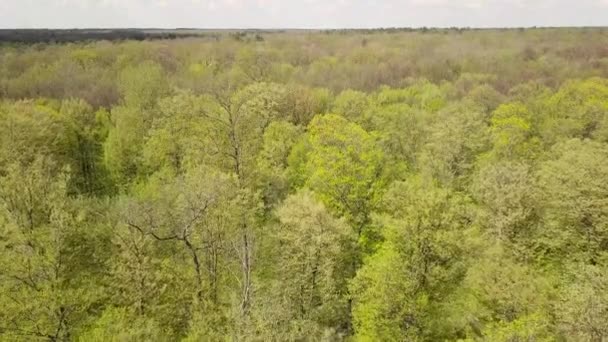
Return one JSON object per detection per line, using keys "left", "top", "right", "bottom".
{"left": 541, "top": 78, "right": 608, "bottom": 143}
{"left": 268, "top": 190, "right": 352, "bottom": 338}
{"left": 351, "top": 177, "right": 472, "bottom": 341}
{"left": 118, "top": 61, "right": 169, "bottom": 110}
{"left": 536, "top": 139, "right": 608, "bottom": 264}
{"left": 76, "top": 307, "right": 167, "bottom": 342}
{"left": 256, "top": 121, "right": 303, "bottom": 208}
{"left": 292, "top": 114, "right": 385, "bottom": 238}
{"left": 333, "top": 89, "right": 369, "bottom": 123}
{"left": 374, "top": 80, "right": 447, "bottom": 113}
{"left": 480, "top": 102, "right": 541, "bottom": 162}
{"left": 557, "top": 264, "right": 608, "bottom": 340}
{"left": 470, "top": 161, "right": 536, "bottom": 244}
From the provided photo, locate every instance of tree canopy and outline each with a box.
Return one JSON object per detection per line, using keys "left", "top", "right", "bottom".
{"left": 1, "top": 28, "right": 608, "bottom": 341}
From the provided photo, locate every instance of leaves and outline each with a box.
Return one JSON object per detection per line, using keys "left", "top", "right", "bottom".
{"left": 2, "top": 31, "right": 608, "bottom": 342}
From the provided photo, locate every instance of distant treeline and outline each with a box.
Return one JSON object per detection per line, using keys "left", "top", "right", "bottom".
{"left": 323, "top": 26, "right": 608, "bottom": 35}
{"left": 4, "top": 27, "right": 605, "bottom": 44}
{"left": 0, "top": 29, "right": 208, "bottom": 43}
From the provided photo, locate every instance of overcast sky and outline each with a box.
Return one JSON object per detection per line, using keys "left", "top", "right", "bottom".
{"left": 1, "top": 0, "right": 607, "bottom": 29}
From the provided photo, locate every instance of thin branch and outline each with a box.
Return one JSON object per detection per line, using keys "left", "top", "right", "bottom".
{"left": 127, "top": 222, "right": 179, "bottom": 241}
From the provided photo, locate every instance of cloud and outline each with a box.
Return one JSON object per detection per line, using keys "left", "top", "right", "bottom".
{"left": 409, "top": 0, "right": 485, "bottom": 8}
{"left": 0, "top": 0, "right": 606, "bottom": 28}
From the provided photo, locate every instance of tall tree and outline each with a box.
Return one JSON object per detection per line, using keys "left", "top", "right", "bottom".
{"left": 251, "top": 190, "right": 353, "bottom": 340}
{"left": 536, "top": 139, "right": 608, "bottom": 265}
{"left": 0, "top": 159, "right": 103, "bottom": 341}
{"left": 351, "top": 176, "right": 472, "bottom": 341}
{"left": 289, "top": 114, "right": 385, "bottom": 248}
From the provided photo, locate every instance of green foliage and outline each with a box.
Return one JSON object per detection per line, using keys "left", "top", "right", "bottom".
{"left": 252, "top": 190, "right": 352, "bottom": 340}
{"left": 351, "top": 177, "right": 472, "bottom": 341}
{"left": 201, "top": 82, "right": 288, "bottom": 183}
{"left": 77, "top": 307, "right": 168, "bottom": 342}
{"left": 141, "top": 92, "right": 209, "bottom": 174}
{"left": 291, "top": 114, "right": 385, "bottom": 238}
{"left": 333, "top": 89, "right": 369, "bottom": 123}
{"left": 58, "top": 99, "right": 112, "bottom": 195}
{"left": 541, "top": 78, "right": 608, "bottom": 143}
{"left": 103, "top": 105, "right": 146, "bottom": 187}
{"left": 455, "top": 245, "right": 556, "bottom": 341}
{"left": 557, "top": 264, "right": 608, "bottom": 341}
{"left": 374, "top": 80, "right": 447, "bottom": 112}
{"left": 0, "top": 158, "right": 107, "bottom": 341}
{"left": 418, "top": 101, "right": 489, "bottom": 187}
{"left": 481, "top": 313, "right": 554, "bottom": 342}
{"left": 2, "top": 30, "right": 608, "bottom": 341}
{"left": 470, "top": 161, "right": 537, "bottom": 244}
{"left": 0, "top": 101, "right": 64, "bottom": 168}
{"left": 119, "top": 61, "right": 169, "bottom": 110}
{"left": 536, "top": 139, "right": 608, "bottom": 264}
{"left": 103, "top": 61, "right": 170, "bottom": 187}
{"left": 256, "top": 120, "right": 303, "bottom": 208}
{"left": 486, "top": 102, "right": 541, "bottom": 161}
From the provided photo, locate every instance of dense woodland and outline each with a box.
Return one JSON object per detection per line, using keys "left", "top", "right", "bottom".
{"left": 0, "top": 29, "right": 206, "bottom": 44}
{"left": 1, "top": 28, "right": 608, "bottom": 341}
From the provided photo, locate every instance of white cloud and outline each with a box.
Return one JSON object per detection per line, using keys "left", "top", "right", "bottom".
{"left": 409, "top": 0, "right": 484, "bottom": 7}
{"left": 0, "top": 0, "right": 606, "bottom": 28}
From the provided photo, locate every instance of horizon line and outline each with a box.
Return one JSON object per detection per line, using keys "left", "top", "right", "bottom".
{"left": 1, "top": 25, "right": 607, "bottom": 30}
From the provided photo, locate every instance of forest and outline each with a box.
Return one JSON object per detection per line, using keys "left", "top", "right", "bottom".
{"left": 1, "top": 27, "right": 608, "bottom": 341}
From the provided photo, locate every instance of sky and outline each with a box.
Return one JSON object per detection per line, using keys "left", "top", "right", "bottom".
{"left": 0, "top": 0, "right": 607, "bottom": 29}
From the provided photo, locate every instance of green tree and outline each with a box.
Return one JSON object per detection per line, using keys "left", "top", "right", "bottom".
{"left": 118, "top": 61, "right": 169, "bottom": 110}
{"left": 141, "top": 91, "right": 209, "bottom": 175}
{"left": 120, "top": 167, "right": 237, "bottom": 309}
{"left": 253, "top": 190, "right": 352, "bottom": 340}
{"left": 540, "top": 78, "right": 608, "bottom": 144}
{"left": 470, "top": 161, "right": 537, "bottom": 245}
{"left": 289, "top": 114, "right": 385, "bottom": 246}
{"left": 351, "top": 177, "right": 472, "bottom": 341}
{"left": 333, "top": 89, "right": 369, "bottom": 123}
{"left": 0, "top": 159, "right": 103, "bottom": 341}
{"left": 365, "top": 101, "right": 428, "bottom": 169}
{"left": 453, "top": 245, "right": 556, "bottom": 341}
{"left": 255, "top": 120, "right": 303, "bottom": 210}
{"left": 536, "top": 139, "right": 608, "bottom": 264}
{"left": 0, "top": 101, "right": 64, "bottom": 170}
{"left": 202, "top": 82, "right": 288, "bottom": 184}
{"left": 57, "top": 99, "right": 111, "bottom": 195}
{"left": 76, "top": 307, "right": 168, "bottom": 342}
{"left": 485, "top": 102, "right": 540, "bottom": 161}
{"left": 418, "top": 101, "right": 489, "bottom": 187}
{"left": 103, "top": 61, "right": 170, "bottom": 187}
{"left": 558, "top": 264, "right": 608, "bottom": 341}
